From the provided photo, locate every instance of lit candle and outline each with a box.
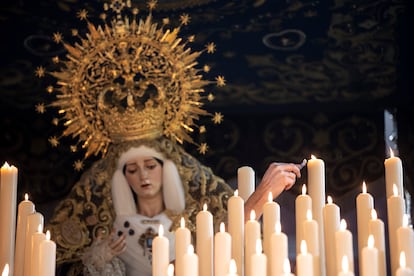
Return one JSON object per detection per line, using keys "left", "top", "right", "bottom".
{"left": 307, "top": 155, "right": 326, "bottom": 276}
{"left": 297, "top": 240, "right": 313, "bottom": 276}
{"left": 338, "top": 256, "right": 355, "bottom": 276}
{"left": 251, "top": 239, "right": 266, "bottom": 276}
{"left": 388, "top": 184, "right": 406, "bottom": 275}
{"left": 361, "top": 235, "right": 378, "bottom": 276}
{"left": 14, "top": 193, "right": 35, "bottom": 276}
{"left": 303, "top": 209, "right": 320, "bottom": 276}
{"left": 227, "top": 190, "right": 244, "bottom": 276}
{"left": 183, "top": 244, "right": 198, "bottom": 276}
{"left": 175, "top": 217, "right": 191, "bottom": 276}
{"left": 295, "top": 184, "right": 312, "bottom": 255}
{"left": 263, "top": 192, "right": 280, "bottom": 263}
{"left": 226, "top": 259, "right": 238, "bottom": 276}
{"left": 323, "top": 195, "right": 340, "bottom": 276}
{"left": 153, "top": 224, "right": 170, "bottom": 276}
{"left": 237, "top": 166, "right": 255, "bottom": 201}
{"left": 38, "top": 230, "right": 56, "bottom": 276}
{"left": 2, "top": 264, "right": 9, "bottom": 276}
{"left": 396, "top": 252, "right": 414, "bottom": 276}
{"left": 356, "top": 181, "right": 374, "bottom": 274}
{"left": 384, "top": 148, "right": 403, "bottom": 198}
{"left": 196, "top": 203, "right": 213, "bottom": 276}
{"left": 270, "top": 221, "right": 288, "bottom": 276}
{"left": 369, "top": 209, "right": 387, "bottom": 276}
{"left": 214, "top": 222, "right": 232, "bottom": 276}
{"left": 335, "top": 219, "right": 354, "bottom": 273}
{"left": 31, "top": 224, "right": 46, "bottom": 276}
{"left": 24, "top": 212, "right": 44, "bottom": 276}
{"left": 397, "top": 214, "right": 414, "bottom": 270}
{"left": 245, "top": 210, "right": 261, "bottom": 276}
{"left": 0, "top": 162, "right": 18, "bottom": 275}
{"left": 281, "top": 258, "right": 294, "bottom": 276}
{"left": 167, "top": 264, "right": 175, "bottom": 276}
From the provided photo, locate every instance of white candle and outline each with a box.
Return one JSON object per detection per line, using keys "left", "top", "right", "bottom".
{"left": 303, "top": 209, "right": 320, "bottom": 276}
{"left": 335, "top": 219, "right": 355, "bottom": 273}
{"left": 263, "top": 192, "right": 280, "bottom": 264}
{"left": 245, "top": 210, "right": 261, "bottom": 276}
{"left": 214, "top": 222, "right": 232, "bottom": 276}
{"left": 295, "top": 184, "right": 312, "bottom": 255}
{"left": 2, "top": 264, "right": 9, "bottom": 276}
{"left": 175, "top": 217, "right": 191, "bottom": 276}
{"left": 356, "top": 181, "right": 374, "bottom": 261}
{"left": 281, "top": 258, "right": 294, "bottom": 276}
{"left": 369, "top": 209, "right": 387, "bottom": 276}
{"left": 14, "top": 193, "right": 35, "bottom": 276}
{"left": 307, "top": 155, "right": 326, "bottom": 276}
{"left": 168, "top": 263, "right": 175, "bottom": 276}
{"left": 388, "top": 184, "right": 406, "bottom": 276}
{"left": 251, "top": 239, "right": 266, "bottom": 276}
{"left": 0, "top": 162, "right": 18, "bottom": 275}
{"left": 397, "top": 252, "right": 414, "bottom": 276}
{"left": 24, "top": 212, "right": 44, "bottom": 276}
{"left": 196, "top": 203, "right": 213, "bottom": 276}
{"left": 237, "top": 166, "right": 255, "bottom": 201}
{"left": 297, "top": 240, "right": 313, "bottom": 276}
{"left": 384, "top": 149, "right": 403, "bottom": 198}
{"left": 38, "top": 231, "right": 56, "bottom": 276}
{"left": 183, "top": 244, "right": 198, "bottom": 276}
{"left": 153, "top": 224, "right": 170, "bottom": 276}
{"left": 227, "top": 190, "right": 244, "bottom": 276}
{"left": 361, "top": 235, "right": 379, "bottom": 276}
{"left": 31, "top": 224, "right": 46, "bottom": 276}
{"left": 270, "top": 221, "right": 288, "bottom": 276}
{"left": 397, "top": 214, "right": 414, "bottom": 270}
{"left": 226, "top": 259, "right": 238, "bottom": 276}
{"left": 323, "top": 195, "right": 340, "bottom": 276}
{"left": 338, "top": 256, "right": 355, "bottom": 276}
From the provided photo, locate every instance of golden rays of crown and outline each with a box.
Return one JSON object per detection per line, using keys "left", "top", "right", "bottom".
{"left": 35, "top": 0, "right": 225, "bottom": 168}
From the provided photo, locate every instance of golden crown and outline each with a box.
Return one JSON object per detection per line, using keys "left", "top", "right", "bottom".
{"left": 35, "top": 0, "right": 225, "bottom": 168}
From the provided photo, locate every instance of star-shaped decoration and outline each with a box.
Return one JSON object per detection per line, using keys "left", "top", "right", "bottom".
{"left": 199, "top": 125, "right": 206, "bottom": 133}
{"left": 71, "top": 29, "right": 79, "bottom": 36}
{"left": 207, "top": 93, "right": 215, "bottom": 102}
{"left": 35, "top": 103, "right": 46, "bottom": 114}
{"left": 100, "top": 13, "right": 107, "bottom": 21}
{"left": 52, "top": 56, "right": 59, "bottom": 64}
{"left": 52, "top": 32, "right": 63, "bottom": 44}
{"left": 77, "top": 9, "right": 89, "bottom": 20}
{"left": 180, "top": 14, "right": 190, "bottom": 25}
{"left": 52, "top": 118, "right": 59, "bottom": 126}
{"left": 48, "top": 136, "right": 59, "bottom": 147}
{"left": 212, "top": 112, "right": 223, "bottom": 124}
{"left": 198, "top": 143, "right": 208, "bottom": 154}
{"left": 188, "top": 35, "right": 195, "bottom": 42}
{"left": 215, "top": 75, "right": 226, "bottom": 87}
{"left": 162, "top": 18, "right": 170, "bottom": 25}
{"left": 203, "top": 65, "right": 211, "bottom": 73}
{"left": 70, "top": 145, "right": 77, "bottom": 152}
{"left": 35, "top": 66, "right": 45, "bottom": 78}
{"left": 147, "top": 0, "right": 157, "bottom": 10}
{"left": 73, "top": 160, "right": 84, "bottom": 171}
{"left": 206, "top": 42, "right": 216, "bottom": 54}
{"left": 46, "top": 85, "right": 54, "bottom": 93}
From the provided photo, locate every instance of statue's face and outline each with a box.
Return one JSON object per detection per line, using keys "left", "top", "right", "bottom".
{"left": 124, "top": 156, "right": 163, "bottom": 201}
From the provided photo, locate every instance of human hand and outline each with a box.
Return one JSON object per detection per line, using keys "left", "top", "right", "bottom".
{"left": 105, "top": 230, "right": 127, "bottom": 260}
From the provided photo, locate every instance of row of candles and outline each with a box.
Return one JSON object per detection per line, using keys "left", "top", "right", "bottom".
{"left": 0, "top": 163, "right": 56, "bottom": 276}
{"left": 0, "top": 151, "right": 413, "bottom": 275}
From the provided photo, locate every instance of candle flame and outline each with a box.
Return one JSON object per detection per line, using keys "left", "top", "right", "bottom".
{"left": 302, "top": 184, "right": 307, "bottom": 195}
{"left": 255, "top": 239, "right": 262, "bottom": 254}
{"left": 167, "top": 264, "right": 175, "bottom": 276}
{"left": 250, "top": 210, "right": 256, "bottom": 221}
{"left": 2, "top": 162, "right": 10, "bottom": 169}
{"left": 393, "top": 184, "right": 399, "bottom": 197}
{"left": 234, "top": 189, "right": 238, "bottom": 197}
{"left": 2, "top": 264, "right": 9, "bottom": 276}
{"left": 306, "top": 209, "right": 312, "bottom": 221}
{"left": 311, "top": 154, "right": 317, "bottom": 160}
{"left": 362, "top": 181, "right": 367, "bottom": 194}
{"left": 400, "top": 251, "right": 407, "bottom": 269}
{"left": 275, "top": 221, "right": 282, "bottom": 234}
{"left": 158, "top": 224, "right": 164, "bottom": 237}
{"left": 180, "top": 217, "right": 185, "bottom": 228}
{"left": 283, "top": 258, "right": 291, "bottom": 273}
{"left": 203, "top": 203, "right": 207, "bottom": 212}
{"left": 367, "top": 235, "right": 374, "bottom": 248}
{"left": 229, "top": 259, "right": 237, "bottom": 274}
{"left": 371, "top": 209, "right": 378, "bottom": 220}
{"left": 390, "top": 148, "right": 395, "bottom": 158}
{"left": 187, "top": 244, "right": 194, "bottom": 255}
{"left": 403, "top": 214, "right": 409, "bottom": 227}
{"left": 340, "top": 219, "right": 347, "bottom": 231}
{"left": 268, "top": 192, "right": 273, "bottom": 202}
{"left": 341, "top": 255, "right": 349, "bottom": 273}
{"left": 46, "top": 230, "right": 51, "bottom": 241}
{"left": 327, "top": 195, "right": 333, "bottom": 204}
{"left": 220, "top": 222, "right": 225, "bottom": 233}
{"left": 24, "top": 193, "right": 29, "bottom": 201}
{"left": 300, "top": 240, "right": 308, "bottom": 254}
